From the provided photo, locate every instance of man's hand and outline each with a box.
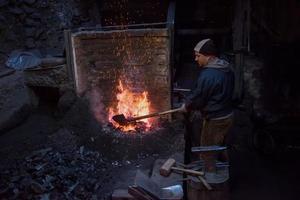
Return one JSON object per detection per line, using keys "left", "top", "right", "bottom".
{"left": 179, "top": 103, "right": 187, "bottom": 113}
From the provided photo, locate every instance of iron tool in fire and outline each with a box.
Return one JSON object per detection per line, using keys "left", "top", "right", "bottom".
{"left": 112, "top": 107, "right": 183, "bottom": 126}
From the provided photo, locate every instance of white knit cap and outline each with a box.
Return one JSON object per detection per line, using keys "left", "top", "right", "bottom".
{"left": 194, "top": 39, "right": 211, "bottom": 52}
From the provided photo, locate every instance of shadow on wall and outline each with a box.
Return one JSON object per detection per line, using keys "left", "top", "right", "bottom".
{"left": 263, "top": 40, "right": 300, "bottom": 115}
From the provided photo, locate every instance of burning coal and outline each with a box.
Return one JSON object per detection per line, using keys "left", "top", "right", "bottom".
{"left": 108, "top": 80, "right": 153, "bottom": 132}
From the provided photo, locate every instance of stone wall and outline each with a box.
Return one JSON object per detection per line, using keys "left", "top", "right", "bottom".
{"left": 71, "top": 28, "right": 171, "bottom": 118}
{"left": 23, "top": 65, "right": 68, "bottom": 87}
{"left": 0, "top": 0, "right": 101, "bottom": 65}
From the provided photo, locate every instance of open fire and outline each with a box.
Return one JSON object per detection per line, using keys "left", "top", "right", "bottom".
{"left": 108, "top": 80, "right": 153, "bottom": 132}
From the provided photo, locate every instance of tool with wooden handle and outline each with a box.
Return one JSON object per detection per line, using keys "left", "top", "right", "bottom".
{"left": 197, "top": 176, "right": 212, "bottom": 190}
{"left": 112, "top": 107, "right": 183, "bottom": 126}
{"left": 128, "top": 186, "right": 155, "bottom": 200}
{"left": 160, "top": 158, "right": 204, "bottom": 177}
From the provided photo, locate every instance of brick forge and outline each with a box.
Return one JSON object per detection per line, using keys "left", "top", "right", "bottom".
{"left": 70, "top": 28, "right": 172, "bottom": 128}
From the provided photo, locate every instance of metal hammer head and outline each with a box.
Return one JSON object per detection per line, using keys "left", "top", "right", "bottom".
{"left": 191, "top": 145, "right": 227, "bottom": 153}
{"left": 159, "top": 158, "right": 176, "bottom": 177}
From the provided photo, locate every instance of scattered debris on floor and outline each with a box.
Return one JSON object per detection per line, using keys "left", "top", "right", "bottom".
{"left": 0, "top": 145, "right": 114, "bottom": 199}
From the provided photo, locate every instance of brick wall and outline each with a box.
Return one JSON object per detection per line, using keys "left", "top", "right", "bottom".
{"left": 71, "top": 28, "right": 171, "bottom": 120}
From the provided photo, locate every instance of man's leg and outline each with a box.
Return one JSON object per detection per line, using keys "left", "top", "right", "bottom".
{"left": 212, "top": 117, "right": 233, "bottom": 162}
{"left": 200, "top": 119, "right": 216, "bottom": 172}
{"left": 200, "top": 117, "right": 233, "bottom": 171}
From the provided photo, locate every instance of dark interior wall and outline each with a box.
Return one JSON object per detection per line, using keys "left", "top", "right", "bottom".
{"left": 172, "top": 0, "right": 300, "bottom": 153}
{"left": 173, "top": 0, "right": 300, "bottom": 120}
{"left": 100, "top": 0, "right": 169, "bottom": 26}
{"left": 262, "top": 41, "right": 300, "bottom": 114}
{"left": 175, "top": 0, "right": 234, "bottom": 47}
{"left": 253, "top": 0, "right": 300, "bottom": 43}
{"left": 250, "top": 0, "right": 300, "bottom": 115}
{"left": 176, "top": 0, "right": 234, "bottom": 29}
{"left": 174, "top": 0, "right": 234, "bottom": 88}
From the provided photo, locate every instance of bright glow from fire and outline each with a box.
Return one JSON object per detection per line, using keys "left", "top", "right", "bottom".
{"left": 108, "top": 80, "right": 152, "bottom": 132}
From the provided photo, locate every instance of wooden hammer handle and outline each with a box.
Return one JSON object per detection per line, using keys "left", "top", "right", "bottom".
{"left": 128, "top": 186, "right": 154, "bottom": 200}
{"left": 158, "top": 107, "right": 183, "bottom": 115}
{"left": 198, "top": 176, "right": 212, "bottom": 190}
{"left": 171, "top": 167, "right": 204, "bottom": 176}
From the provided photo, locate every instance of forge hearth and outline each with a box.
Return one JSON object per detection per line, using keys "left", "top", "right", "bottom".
{"left": 68, "top": 27, "right": 172, "bottom": 127}
{"left": 103, "top": 118, "right": 168, "bottom": 135}
{"left": 89, "top": 122, "right": 181, "bottom": 160}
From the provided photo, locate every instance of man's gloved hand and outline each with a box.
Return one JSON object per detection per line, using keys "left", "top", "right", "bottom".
{"left": 178, "top": 103, "right": 187, "bottom": 113}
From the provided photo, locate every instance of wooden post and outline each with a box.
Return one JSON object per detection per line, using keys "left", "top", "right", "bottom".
{"left": 187, "top": 179, "right": 229, "bottom": 200}
{"left": 64, "top": 29, "right": 75, "bottom": 86}
{"left": 187, "top": 146, "right": 229, "bottom": 200}
{"left": 232, "top": 0, "right": 251, "bottom": 103}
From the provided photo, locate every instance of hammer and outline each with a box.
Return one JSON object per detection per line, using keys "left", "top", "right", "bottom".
{"left": 159, "top": 158, "right": 204, "bottom": 177}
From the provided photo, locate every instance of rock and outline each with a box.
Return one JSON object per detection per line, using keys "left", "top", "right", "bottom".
{"left": 9, "top": 7, "right": 24, "bottom": 15}
{"left": 26, "top": 90, "right": 38, "bottom": 107}
{"left": 25, "top": 27, "right": 35, "bottom": 37}
{"left": 25, "top": 37, "right": 35, "bottom": 48}
{"left": 10, "top": 175, "right": 20, "bottom": 182}
{"left": 6, "top": 32, "right": 19, "bottom": 42}
{"left": 23, "top": 0, "right": 36, "bottom": 5}
{"left": 13, "top": 0, "right": 23, "bottom": 5}
{"left": 38, "top": 0, "right": 49, "bottom": 8}
{"left": 30, "top": 181, "right": 45, "bottom": 194}
{"left": 34, "top": 29, "right": 44, "bottom": 39}
{"left": 57, "top": 90, "right": 76, "bottom": 113}
{"left": 26, "top": 147, "right": 52, "bottom": 159}
{"left": 73, "top": 8, "right": 81, "bottom": 17}
{"left": 13, "top": 188, "right": 19, "bottom": 194}
{"left": 30, "top": 12, "right": 40, "bottom": 19}
{"left": 0, "top": 69, "right": 15, "bottom": 79}
{"left": 0, "top": 140, "right": 114, "bottom": 198}
{"left": 40, "top": 194, "right": 50, "bottom": 200}
{"left": 0, "top": 187, "right": 9, "bottom": 196}
{"left": 22, "top": 4, "right": 35, "bottom": 14}
{"left": 25, "top": 18, "right": 40, "bottom": 27}
{"left": 0, "top": 0, "right": 9, "bottom": 7}
{"left": 0, "top": 72, "right": 38, "bottom": 133}
{"left": 47, "top": 128, "right": 77, "bottom": 153}
{"left": 0, "top": 15, "right": 6, "bottom": 24}
{"left": 85, "top": 178, "right": 97, "bottom": 191}
{"left": 23, "top": 64, "right": 68, "bottom": 87}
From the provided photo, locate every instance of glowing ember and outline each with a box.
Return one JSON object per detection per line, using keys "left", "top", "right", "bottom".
{"left": 108, "top": 80, "right": 152, "bottom": 132}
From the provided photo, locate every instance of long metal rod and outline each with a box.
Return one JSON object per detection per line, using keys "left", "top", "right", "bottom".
{"left": 73, "top": 22, "right": 173, "bottom": 32}
{"left": 173, "top": 88, "right": 191, "bottom": 92}
{"left": 247, "top": 0, "right": 251, "bottom": 52}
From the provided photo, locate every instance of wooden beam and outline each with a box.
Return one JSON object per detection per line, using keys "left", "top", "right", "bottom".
{"left": 177, "top": 28, "right": 230, "bottom": 36}
{"left": 63, "top": 29, "right": 75, "bottom": 85}
{"left": 232, "top": 0, "right": 251, "bottom": 103}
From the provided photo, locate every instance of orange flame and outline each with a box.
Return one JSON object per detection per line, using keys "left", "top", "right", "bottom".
{"left": 108, "top": 80, "right": 152, "bottom": 132}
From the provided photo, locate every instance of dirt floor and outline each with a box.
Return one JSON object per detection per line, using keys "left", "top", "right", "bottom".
{"left": 0, "top": 87, "right": 300, "bottom": 199}
{"left": 0, "top": 95, "right": 185, "bottom": 199}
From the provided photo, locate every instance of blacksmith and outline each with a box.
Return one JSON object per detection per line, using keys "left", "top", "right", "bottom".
{"left": 179, "top": 38, "right": 235, "bottom": 172}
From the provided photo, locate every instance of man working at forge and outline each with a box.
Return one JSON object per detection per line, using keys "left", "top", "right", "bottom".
{"left": 180, "top": 38, "right": 235, "bottom": 172}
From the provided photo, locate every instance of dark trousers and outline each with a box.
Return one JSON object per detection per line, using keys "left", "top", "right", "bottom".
{"left": 200, "top": 116, "right": 234, "bottom": 172}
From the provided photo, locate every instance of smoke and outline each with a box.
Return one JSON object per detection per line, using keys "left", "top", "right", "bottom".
{"left": 88, "top": 87, "right": 106, "bottom": 124}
